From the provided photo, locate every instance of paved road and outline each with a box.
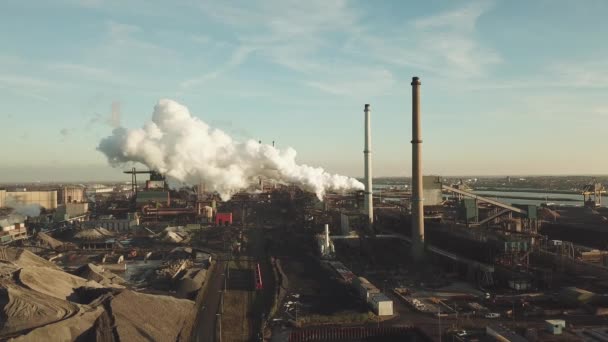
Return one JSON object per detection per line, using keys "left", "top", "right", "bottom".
{"left": 195, "top": 259, "right": 226, "bottom": 342}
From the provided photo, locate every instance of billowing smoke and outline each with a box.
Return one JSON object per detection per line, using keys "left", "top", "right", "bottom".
{"left": 6, "top": 198, "right": 41, "bottom": 217}
{"left": 109, "top": 101, "right": 121, "bottom": 128}
{"left": 97, "top": 99, "right": 363, "bottom": 200}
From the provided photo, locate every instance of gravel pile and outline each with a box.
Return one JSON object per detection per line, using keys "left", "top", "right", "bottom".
{"left": 74, "top": 263, "right": 125, "bottom": 288}
{"left": 0, "top": 247, "right": 196, "bottom": 341}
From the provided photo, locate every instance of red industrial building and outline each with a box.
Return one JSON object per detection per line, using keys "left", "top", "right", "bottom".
{"left": 215, "top": 213, "right": 233, "bottom": 226}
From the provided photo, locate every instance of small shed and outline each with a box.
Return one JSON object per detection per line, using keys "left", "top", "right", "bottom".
{"left": 545, "top": 319, "right": 566, "bottom": 335}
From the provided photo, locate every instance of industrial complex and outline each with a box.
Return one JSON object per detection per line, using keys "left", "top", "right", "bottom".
{"left": 2, "top": 77, "right": 608, "bottom": 342}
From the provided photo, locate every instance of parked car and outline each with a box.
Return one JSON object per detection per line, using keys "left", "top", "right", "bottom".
{"left": 456, "top": 330, "right": 468, "bottom": 337}
{"left": 485, "top": 312, "right": 501, "bottom": 319}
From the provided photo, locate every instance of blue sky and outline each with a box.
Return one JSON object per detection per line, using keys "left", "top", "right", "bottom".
{"left": 1, "top": 0, "right": 607, "bottom": 182}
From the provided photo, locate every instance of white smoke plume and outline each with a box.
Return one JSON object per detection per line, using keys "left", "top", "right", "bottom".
{"left": 6, "top": 198, "right": 42, "bottom": 217}
{"left": 97, "top": 99, "right": 364, "bottom": 200}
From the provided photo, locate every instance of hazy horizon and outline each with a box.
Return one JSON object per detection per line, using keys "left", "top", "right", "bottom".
{"left": 2, "top": 1, "right": 608, "bottom": 182}
{"left": 0, "top": 164, "right": 606, "bottom": 184}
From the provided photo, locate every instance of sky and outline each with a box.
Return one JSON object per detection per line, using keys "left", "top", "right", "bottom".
{"left": 1, "top": 0, "right": 607, "bottom": 182}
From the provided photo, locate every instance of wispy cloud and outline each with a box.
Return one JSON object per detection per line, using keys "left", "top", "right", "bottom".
{"left": 180, "top": 46, "right": 255, "bottom": 89}
{"left": 0, "top": 75, "right": 53, "bottom": 101}
{"left": 549, "top": 61, "right": 608, "bottom": 88}
{"left": 48, "top": 63, "right": 129, "bottom": 85}
{"left": 304, "top": 67, "right": 396, "bottom": 96}
{"left": 350, "top": 1, "right": 500, "bottom": 79}
{"left": 0, "top": 75, "right": 54, "bottom": 88}
{"left": 88, "top": 20, "right": 178, "bottom": 69}
{"left": 413, "top": 1, "right": 492, "bottom": 31}
{"left": 106, "top": 20, "right": 142, "bottom": 36}
{"left": 198, "top": 1, "right": 498, "bottom": 96}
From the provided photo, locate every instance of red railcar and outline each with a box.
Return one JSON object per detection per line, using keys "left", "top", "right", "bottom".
{"left": 254, "top": 263, "right": 263, "bottom": 290}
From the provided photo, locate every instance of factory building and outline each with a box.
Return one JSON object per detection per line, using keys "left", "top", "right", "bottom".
{"left": 54, "top": 202, "right": 89, "bottom": 222}
{"left": 422, "top": 175, "right": 442, "bottom": 206}
{"left": 87, "top": 213, "right": 139, "bottom": 232}
{"left": 215, "top": 213, "right": 233, "bottom": 226}
{"left": 5, "top": 190, "right": 58, "bottom": 210}
{"left": 340, "top": 212, "right": 365, "bottom": 235}
{"left": 85, "top": 185, "right": 114, "bottom": 196}
{"left": 58, "top": 186, "right": 85, "bottom": 204}
{"left": 0, "top": 214, "right": 28, "bottom": 244}
{"left": 135, "top": 191, "right": 171, "bottom": 207}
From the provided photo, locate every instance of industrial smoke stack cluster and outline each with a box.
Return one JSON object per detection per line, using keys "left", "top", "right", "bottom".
{"left": 362, "top": 77, "right": 424, "bottom": 259}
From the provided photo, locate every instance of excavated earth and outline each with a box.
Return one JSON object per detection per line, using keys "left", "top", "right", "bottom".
{"left": 0, "top": 247, "right": 195, "bottom": 341}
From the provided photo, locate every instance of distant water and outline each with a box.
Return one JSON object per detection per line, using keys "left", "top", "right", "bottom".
{"left": 472, "top": 190, "right": 607, "bottom": 207}
{"left": 373, "top": 183, "right": 607, "bottom": 207}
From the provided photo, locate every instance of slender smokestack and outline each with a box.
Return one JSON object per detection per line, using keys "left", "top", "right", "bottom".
{"left": 324, "top": 224, "right": 330, "bottom": 249}
{"left": 364, "top": 104, "right": 373, "bottom": 228}
{"left": 411, "top": 77, "right": 425, "bottom": 259}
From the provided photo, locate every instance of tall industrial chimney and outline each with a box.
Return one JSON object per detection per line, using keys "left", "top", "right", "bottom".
{"left": 364, "top": 104, "right": 373, "bottom": 228}
{"left": 411, "top": 77, "right": 425, "bottom": 258}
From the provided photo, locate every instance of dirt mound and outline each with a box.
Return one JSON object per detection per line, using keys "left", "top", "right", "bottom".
{"left": 111, "top": 290, "right": 194, "bottom": 341}
{"left": 1, "top": 247, "right": 196, "bottom": 341}
{"left": 9, "top": 305, "right": 106, "bottom": 342}
{"left": 74, "top": 263, "right": 125, "bottom": 288}
{"left": 18, "top": 266, "right": 102, "bottom": 301}
{"left": 177, "top": 268, "right": 206, "bottom": 297}
{"left": 0, "top": 248, "right": 60, "bottom": 270}
{"left": 0, "top": 285, "right": 80, "bottom": 336}
{"left": 35, "top": 232, "right": 64, "bottom": 250}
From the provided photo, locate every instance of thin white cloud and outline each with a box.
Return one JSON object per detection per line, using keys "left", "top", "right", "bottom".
{"left": 304, "top": 67, "right": 396, "bottom": 96}
{"left": 0, "top": 75, "right": 54, "bottom": 88}
{"left": 106, "top": 20, "right": 142, "bottom": 36}
{"left": 190, "top": 34, "right": 211, "bottom": 44}
{"left": 180, "top": 46, "right": 255, "bottom": 89}
{"left": 0, "top": 75, "right": 53, "bottom": 101}
{"left": 199, "top": 0, "right": 499, "bottom": 95}
{"left": 86, "top": 20, "right": 177, "bottom": 69}
{"left": 549, "top": 61, "right": 608, "bottom": 88}
{"left": 48, "top": 63, "right": 129, "bottom": 85}
{"left": 348, "top": 1, "right": 500, "bottom": 79}
{"left": 198, "top": 1, "right": 393, "bottom": 96}
{"left": 413, "top": 1, "right": 492, "bottom": 32}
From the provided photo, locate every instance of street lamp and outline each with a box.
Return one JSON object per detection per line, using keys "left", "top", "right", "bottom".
{"left": 438, "top": 306, "right": 442, "bottom": 342}
{"left": 216, "top": 313, "right": 222, "bottom": 342}
{"left": 219, "top": 290, "right": 224, "bottom": 313}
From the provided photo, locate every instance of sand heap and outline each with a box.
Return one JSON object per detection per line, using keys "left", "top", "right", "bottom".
{"left": 35, "top": 232, "right": 68, "bottom": 251}
{"left": 74, "top": 263, "right": 125, "bottom": 288}
{"left": 0, "top": 247, "right": 194, "bottom": 341}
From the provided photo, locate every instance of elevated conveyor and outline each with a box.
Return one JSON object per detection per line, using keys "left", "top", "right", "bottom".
{"left": 442, "top": 185, "right": 527, "bottom": 215}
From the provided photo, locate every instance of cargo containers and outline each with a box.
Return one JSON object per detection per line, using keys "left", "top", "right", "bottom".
{"left": 324, "top": 261, "right": 393, "bottom": 316}
{"left": 369, "top": 293, "right": 394, "bottom": 316}
{"left": 353, "top": 277, "right": 380, "bottom": 301}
